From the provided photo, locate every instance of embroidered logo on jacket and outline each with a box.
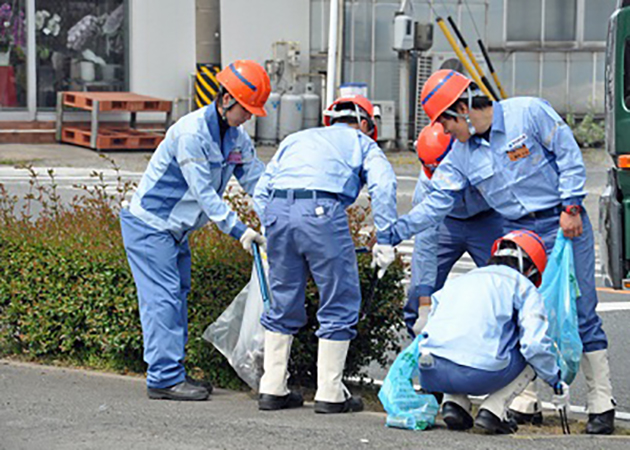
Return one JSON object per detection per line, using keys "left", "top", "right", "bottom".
{"left": 506, "top": 133, "right": 527, "bottom": 150}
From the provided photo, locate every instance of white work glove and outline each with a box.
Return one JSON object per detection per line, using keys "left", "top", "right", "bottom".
{"left": 412, "top": 305, "right": 431, "bottom": 337}
{"left": 240, "top": 227, "right": 266, "bottom": 254}
{"left": 371, "top": 243, "right": 395, "bottom": 279}
{"left": 552, "top": 381, "right": 570, "bottom": 410}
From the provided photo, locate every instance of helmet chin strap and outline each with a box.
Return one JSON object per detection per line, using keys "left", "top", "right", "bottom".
{"left": 220, "top": 93, "right": 237, "bottom": 123}
{"left": 444, "top": 86, "right": 477, "bottom": 135}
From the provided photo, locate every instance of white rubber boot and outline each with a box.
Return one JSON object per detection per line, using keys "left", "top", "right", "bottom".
{"left": 314, "top": 339, "right": 363, "bottom": 413}
{"left": 259, "top": 330, "right": 292, "bottom": 396}
{"left": 582, "top": 350, "right": 615, "bottom": 434}
{"left": 507, "top": 379, "right": 543, "bottom": 425}
{"left": 476, "top": 366, "right": 535, "bottom": 434}
{"left": 258, "top": 330, "right": 303, "bottom": 410}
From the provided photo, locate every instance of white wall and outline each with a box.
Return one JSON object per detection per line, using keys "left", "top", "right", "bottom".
{"left": 220, "top": 0, "right": 310, "bottom": 77}
{"left": 129, "top": 0, "right": 196, "bottom": 102}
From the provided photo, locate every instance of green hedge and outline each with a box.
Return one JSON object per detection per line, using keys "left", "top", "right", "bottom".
{"left": 0, "top": 163, "right": 405, "bottom": 389}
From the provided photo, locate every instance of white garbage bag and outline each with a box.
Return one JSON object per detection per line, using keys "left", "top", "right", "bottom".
{"left": 203, "top": 262, "right": 267, "bottom": 390}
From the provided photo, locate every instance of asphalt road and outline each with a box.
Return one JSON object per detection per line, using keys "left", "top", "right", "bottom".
{"left": 1, "top": 360, "right": 629, "bottom": 450}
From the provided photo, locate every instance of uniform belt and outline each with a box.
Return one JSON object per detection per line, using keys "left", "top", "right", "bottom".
{"left": 525, "top": 204, "right": 563, "bottom": 220}
{"left": 449, "top": 208, "right": 497, "bottom": 222}
{"left": 272, "top": 189, "right": 339, "bottom": 200}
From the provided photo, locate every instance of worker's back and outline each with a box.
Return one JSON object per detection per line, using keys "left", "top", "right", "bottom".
{"left": 420, "top": 265, "right": 549, "bottom": 374}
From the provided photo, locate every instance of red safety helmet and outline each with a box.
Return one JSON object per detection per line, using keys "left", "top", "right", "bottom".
{"left": 216, "top": 60, "right": 271, "bottom": 117}
{"left": 491, "top": 230, "right": 547, "bottom": 287}
{"left": 420, "top": 69, "right": 472, "bottom": 124}
{"left": 323, "top": 95, "right": 378, "bottom": 140}
{"left": 416, "top": 122, "right": 453, "bottom": 179}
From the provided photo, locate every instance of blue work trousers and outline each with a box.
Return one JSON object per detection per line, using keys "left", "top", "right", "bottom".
{"left": 419, "top": 348, "right": 527, "bottom": 396}
{"left": 120, "top": 208, "right": 191, "bottom": 388}
{"left": 260, "top": 194, "right": 361, "bottom": 341}
{"left": 405, "top": 210, "right": 503, "bottom": 336}
{"left": 504, "top": 210, "right": 607, "bottom": 352}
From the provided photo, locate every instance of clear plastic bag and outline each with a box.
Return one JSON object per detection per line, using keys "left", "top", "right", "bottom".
{"left": 202, "top": 262, "right": 267, "bottom": 390}
{"left": 378, "top": 334, "right": 439, "bottom": 430}
{"left": 539, "top": 229, "right": 583, "bottom": 385}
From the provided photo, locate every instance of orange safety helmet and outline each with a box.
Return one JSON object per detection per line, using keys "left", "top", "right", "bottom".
{"left": 420, "top": 69, "right": 472, "bottom": 124}
{"left": 416, "top": 122, "right": 453, "bottom": 179}
{"left": 491, "top": 230, "right": 547, "bottom": 287}
{"left": 323, "top": 95, "right": 378, "bottom": 140}
{"left": 216, "top": 60, "right": 271, "bottom": 117}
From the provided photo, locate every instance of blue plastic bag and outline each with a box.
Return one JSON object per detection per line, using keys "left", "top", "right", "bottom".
{"left": 378, "top": 334, "right": 439, "bottom": 430}
{"left": 539, "top": 229, "right": 583, "bottom": 384}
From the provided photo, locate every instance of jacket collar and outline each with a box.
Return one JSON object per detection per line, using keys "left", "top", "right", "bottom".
{"left": 205, "top": 101, "right": 238, "bottom": 157}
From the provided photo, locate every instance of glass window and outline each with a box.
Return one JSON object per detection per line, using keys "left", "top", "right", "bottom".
{"left": 594, "top": 52, "right": 605, "bottom": 113}
{"left": 545, "top": 0, "right": 576, "bottom": 41}
{"left": 584, "top": 0, "right": 617, "bottom": 41}
{"left": 345, "top": 1, "right": 371, "bottom": 61}
{"left": 374, "top": 3, "right": 397, "bottom": 60}
{"left": 569, "top": 52, "right": 593, "bottom": 113}
{"left": 0, "top": 0, "right": 27, "bottom": 109}
{"left": 542, "top": 52, "right": 568, "bottom": 111}
{"left": 514, "top": 52, "right": 540, "bottom": 97}
{"left": 35, "top": 0, "right": 128, "bottom": 108}
{"left": 507, "top": 0, "right": 542, "bottom": 41}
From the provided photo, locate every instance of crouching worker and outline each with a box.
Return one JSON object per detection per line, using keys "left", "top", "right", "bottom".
{"left": 416, "top": 230, "right": 568, "bottom": 434}
{"left": 253, "top": 95, "right": 398, "bottom": 413}
{"left": 120, "top": 60, "right": 270, "bottom": 401}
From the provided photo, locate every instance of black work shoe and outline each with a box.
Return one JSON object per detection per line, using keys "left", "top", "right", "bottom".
{"left": 441, "top": 401, "right": 474, "bottom": 430}
{"left": 147, "top": 380, "right": 209, "bottom": 401}
{"left": 475, "top": 409, "right": 518, "bottom": 435}
{"left": 258, "top": 392, "right": 304, "bottom": 411}
{"left": 586, "top": 409, "right": 615, "bottom": 435}
{"left": 507, "top": 408, "right": 543, "bottom": 426}
{"left": 314, "top": 396, "right": 364, "bottom": 414}
{"left": 185, "top": 375, "right": 213, "bottom": 394}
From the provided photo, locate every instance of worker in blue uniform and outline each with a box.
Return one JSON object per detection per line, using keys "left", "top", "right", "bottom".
{"left": 406, "top": 122, "right": 503, "bottom": 337}
{"left": 253, "top": 95, "right": 398, "bottom": 414}
{"left": 120, "top": 60, "right": 271, "bottom": 401}
{"left": 391, "top": 69, "right": 615, "bottom": 434}
{"left": 416, "top": 230, "right": 569, "bottom": 435}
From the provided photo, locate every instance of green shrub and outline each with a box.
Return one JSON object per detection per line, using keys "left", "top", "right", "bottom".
{"left": 0, "top": 158, "right": 405, "bottom": 389}
{"left": 566, "top": 111, "right": 605, "bottom": 149}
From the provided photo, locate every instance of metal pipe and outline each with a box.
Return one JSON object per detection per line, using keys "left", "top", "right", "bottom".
{"left": 326, "top": 0, "right": 341, "bottom": 107}
{"left": 447, "top": 16, "right": 498, "bottom": 100}
{"left": 335, "top": 0, "right": 344, "bottom": 97}
{"left": 478, "top": 39, "right": 508, "bottom": 99}
{"left": 435, "top": 17, "right": 494, "bottom": 99}
{"left": 26, "top": 0, "right": 36, "bottom": 121}
{"left": 398, "top": 51, "right": 411, "bottom": 150}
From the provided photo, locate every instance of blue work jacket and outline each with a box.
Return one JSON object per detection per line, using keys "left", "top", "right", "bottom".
{"left": 420, "top": 265, "right": 561, "bottom": 386}
{"left": 392, "top": 97, "right": 587, "bottom": 243}
{"left": 253, "top": 123, "right": 398, "bottom": 244}
{"left": 128, "top": 102, "right": 264, "bottom": 241}
{"left": 412, "top": 169, "right": 492, "bottom": 293}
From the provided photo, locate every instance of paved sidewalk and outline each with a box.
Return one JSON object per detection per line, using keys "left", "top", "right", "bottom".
{"left": 2, "top": 360, "right": 629, "bottom": 450}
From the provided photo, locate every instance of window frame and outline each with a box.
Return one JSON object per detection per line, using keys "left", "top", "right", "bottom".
{"left": 504, "top": 0, "right": 608, "bottom": 51}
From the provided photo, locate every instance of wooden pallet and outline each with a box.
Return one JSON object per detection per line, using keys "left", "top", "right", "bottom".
{"left": 62, "top": 92, "right": 172, "bottom": 112}
{"left": 61, "top": 125, "right": 164, "bottom": 150}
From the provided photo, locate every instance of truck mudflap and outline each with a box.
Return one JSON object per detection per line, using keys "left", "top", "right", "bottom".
{"left": 599, "top": 168, "right": 625, "bottom": 289}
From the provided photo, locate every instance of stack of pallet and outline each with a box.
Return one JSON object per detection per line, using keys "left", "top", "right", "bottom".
{"left": 56, "top": 92, "right": 173, "bottom": 151}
